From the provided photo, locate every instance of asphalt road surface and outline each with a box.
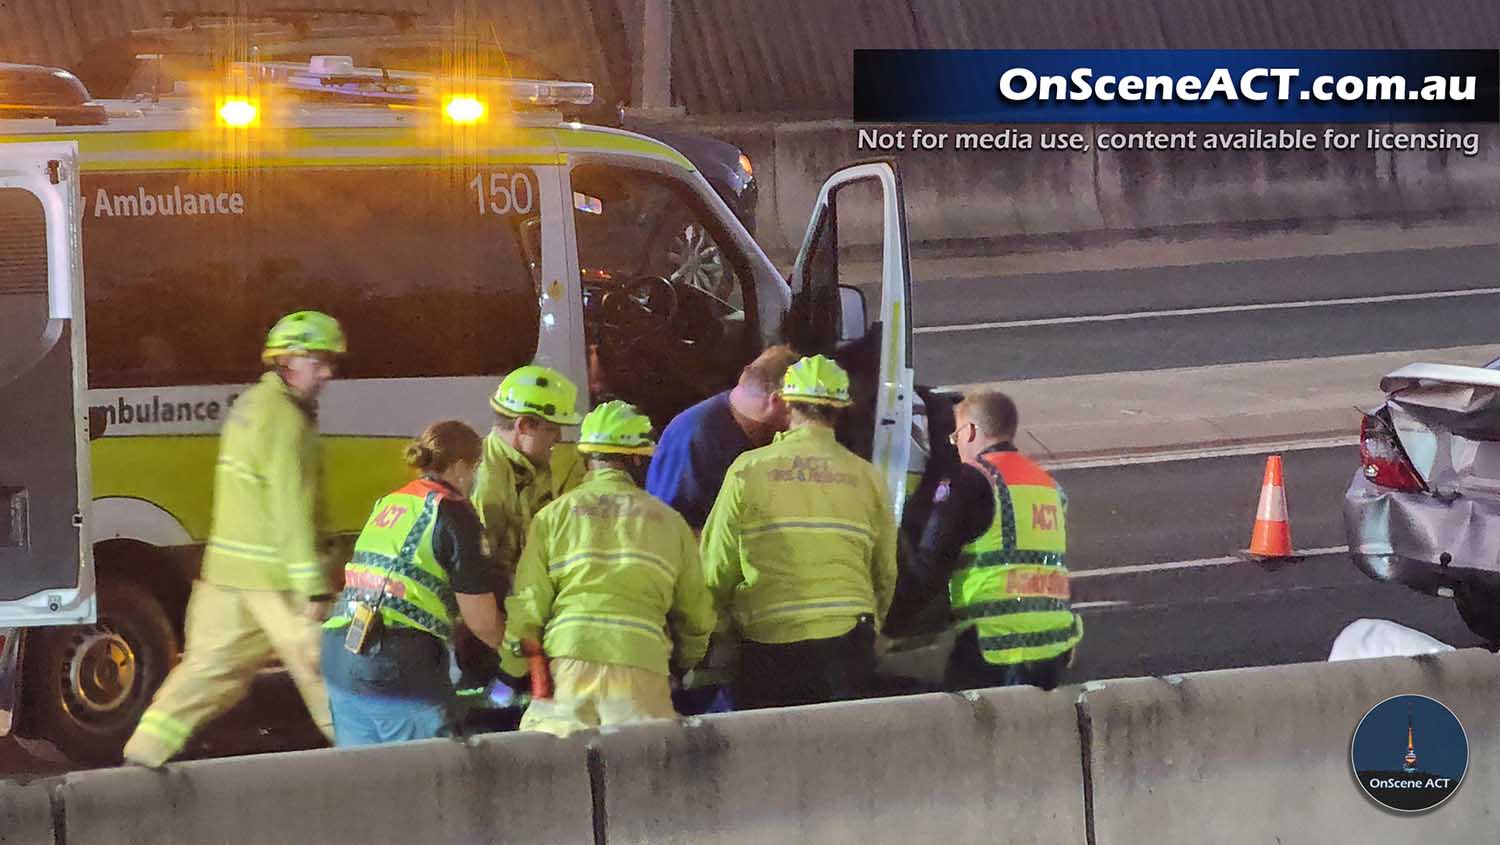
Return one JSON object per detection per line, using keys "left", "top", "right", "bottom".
{"left": 1056, "top": 445, "right": 1484, "bottom": 682}
{"left": 913, "top": 243, "right": 1500, "bottom": 385}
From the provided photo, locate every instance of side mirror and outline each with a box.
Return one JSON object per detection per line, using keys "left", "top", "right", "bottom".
{"left": 838, "top": 285, "right": 867, "bottom": 344}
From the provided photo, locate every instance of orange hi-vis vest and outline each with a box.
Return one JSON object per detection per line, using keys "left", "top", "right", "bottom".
{"left": 949, "top": 449, "right": 1082, "bottom": 665}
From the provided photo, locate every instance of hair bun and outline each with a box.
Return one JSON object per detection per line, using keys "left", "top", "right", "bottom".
{"left": 404, "top": 420, "right": 483, "bottom": 474}
{"left": 404, "top": 441, "right": 435, "bottom": 469}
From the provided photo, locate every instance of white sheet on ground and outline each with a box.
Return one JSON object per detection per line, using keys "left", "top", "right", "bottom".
{"left": 1328, "top": 618, "right": 1455, "bottom": 662}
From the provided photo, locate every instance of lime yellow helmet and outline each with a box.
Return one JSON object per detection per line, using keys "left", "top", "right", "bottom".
{"left": 578, "top": 400, "right": 655, "bottom": 455}
{"left": 261, "top": 310, "right": 346, "bottom": 364}
{"left": 781, "top": 354, "right": 852, "bottom": 407}
{"left": 490, "top": 365, "right": 582, "bottom": 425}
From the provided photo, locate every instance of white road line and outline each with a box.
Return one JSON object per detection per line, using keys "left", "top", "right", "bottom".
{"left": 1038, "top": 436, "right": 1361, "bottom": 471}
{"left": 915, "top": 286, "right": 1500, "bottom": 334}
{"left": 1071, "top": 545, "right": 1349, "bottom": 579}
{"left": 1074, "top": 600, "right": 1131, "bottom": 610}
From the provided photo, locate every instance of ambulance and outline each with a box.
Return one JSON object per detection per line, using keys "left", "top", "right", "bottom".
{"left": 0, "top": 58, "right": 920, "bottom": 761}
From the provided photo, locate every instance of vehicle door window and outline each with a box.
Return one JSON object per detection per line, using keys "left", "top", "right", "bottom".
{"left": 793, "top": 178, "right": 893, "bottom": 460}
{"left": 569, "top": 162, "right": 755, "bottom": 429}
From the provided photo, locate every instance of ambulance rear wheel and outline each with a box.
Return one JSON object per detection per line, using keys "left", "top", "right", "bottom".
{"left": 21, "top": 579, "right": 179, "bottom": 765}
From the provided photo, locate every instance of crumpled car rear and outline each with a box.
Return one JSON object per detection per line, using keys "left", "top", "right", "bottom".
{"left": 1345, "top": 364, "right": 1500, "bottom": 596}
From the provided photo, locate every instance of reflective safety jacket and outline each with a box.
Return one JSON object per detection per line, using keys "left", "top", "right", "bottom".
{"left": 199, "top": 372, "right": 331, "bottom": 598}
{"left": 950, "top": 448, "right": 1082, "bottom": 665}
{"left": 503, "top": 467, "right": 715, "bottom": 677}
{"left": 325, "top": 478, "right": 460, "bottom": 642}
{"left": 700, "top": 425, "right": 898, "bottom": 644}
{"left": 473, "top": 431, "right": 555, "bottom": 580}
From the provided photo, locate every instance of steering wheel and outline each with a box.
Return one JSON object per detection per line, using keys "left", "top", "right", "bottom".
{"left": 588, "top": 276, "right": 692, "bottom": 419}
{"left": 600, "top": 275, "right": 678, "bottom": 331}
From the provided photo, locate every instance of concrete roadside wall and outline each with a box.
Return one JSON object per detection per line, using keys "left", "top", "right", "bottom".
{"left": 1091, "top": 125, "right": 1403, "bottom": 231}
{"left": 11, "top": 647, "right": 1500, "bottom": 842}
{"left": 0, "top": 778, "right": 53, "bottom": 844}
{"left": 684, "top": 118, "right": 1500, "bottom": 262}
{"left": 1392, "top": 124, "right": 1500, "bottom": 215}
{"left": 589, "top": 688, "right": 1087, "bottom": 844}
{"left": 1080, "top": 648, "right": 1500, "bottom": 844}
{"left": 52, "top": 730, "right": 592, "bottom": 845}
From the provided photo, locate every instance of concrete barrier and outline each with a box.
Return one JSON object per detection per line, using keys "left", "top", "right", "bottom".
{"left": 1092, "top": 124, "right": 1403, "bottom": 231}
{"left": 1392, "top": 124, "right": 1500, "bottom": 215}
{"left": 0, "top": 779, "right": 53, "bottom": 844}
{"left": 16, "top": 648, "right": 1500, "bottom": 842}
{"left": 54, "top": 732, "right": 592, "bottom": 845}
{"left": 1080, "top": 649, "right": 1500, "bottom": 845}
{"left": 672, "top": 116, "right": 1500, "bottom": 264}
{"left": 767, "top": 122, "right": 1106, "bottom": 255}
{"left": 589, "top": 689, "right": 1087, "bottom": 844}
{"left": 683, "top": 118, "right": 1109, "bottom": 263}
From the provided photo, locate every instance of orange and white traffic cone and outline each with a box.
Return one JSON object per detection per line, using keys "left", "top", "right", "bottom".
{"left": 1243, "top": 455, "right": 1303, "bottom": 564}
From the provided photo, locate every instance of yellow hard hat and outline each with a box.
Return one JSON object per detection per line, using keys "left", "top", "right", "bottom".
{"left": 577, "top": 400, "right": 655, "bottom": 455}
{"left": 490, "top": 365, "right": 582, "bottom": 425}
{"left": 261, "top": 310, "right": 346, "bottom": 364}
{"left": 780, "top": 354, "right": 852, "bottom": 407}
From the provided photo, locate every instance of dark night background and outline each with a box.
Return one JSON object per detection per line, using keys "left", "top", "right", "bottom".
{"left": 1353, "top": 695, "right": 1467, "bottom": 779}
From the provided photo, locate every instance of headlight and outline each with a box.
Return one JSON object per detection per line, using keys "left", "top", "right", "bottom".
{"left": 738, "top": 152, "right": 753, "bottom": 178}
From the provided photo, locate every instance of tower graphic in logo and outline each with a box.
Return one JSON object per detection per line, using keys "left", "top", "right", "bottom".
{"left": 1402, "top": 704, "right": 1418, "bottom": 774}
{"left": 1352, "top": 694, "right": 1466, "bottom": 813}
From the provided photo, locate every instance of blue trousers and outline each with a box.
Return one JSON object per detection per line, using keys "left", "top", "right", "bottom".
{"left": 326, "top": 684, "right": 453, "bottom": 746}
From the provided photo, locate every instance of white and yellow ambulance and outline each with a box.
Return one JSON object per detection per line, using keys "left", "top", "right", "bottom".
{"left": 0, "top": 58, "right": 918, "bottom": 761}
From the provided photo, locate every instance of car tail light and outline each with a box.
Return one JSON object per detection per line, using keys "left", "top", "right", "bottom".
{"left": 1360, "top": 415, "right": 1426, "bottom": 492}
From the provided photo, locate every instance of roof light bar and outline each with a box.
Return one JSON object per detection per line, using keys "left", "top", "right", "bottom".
{"left": 0, "top": 63, "right": 108, "bottom": 125}
{"left": 216, "top": 97, "right": 259, "bottom": 126}
{"left": 235, "top": 58, "right": 594, "bottom": 107}
{"left": 444, "top": 95, "right": 486, "bottom": 123}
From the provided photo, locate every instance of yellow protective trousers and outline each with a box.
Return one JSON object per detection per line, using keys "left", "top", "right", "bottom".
{"left": 518, "top": 657, "right": 676, "bottom": 738}
{"left": 122, "top": 581, "right": 333, "bottom": 766}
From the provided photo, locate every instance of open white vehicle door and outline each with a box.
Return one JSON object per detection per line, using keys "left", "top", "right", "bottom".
{"left": 790, "top": 159, "right": 916, "bottom": 524}
{"left": 0, "top": 141, "right": 94, "bottom": 628}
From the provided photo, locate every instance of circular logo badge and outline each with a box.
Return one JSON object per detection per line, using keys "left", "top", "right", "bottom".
{"left": 1351, "top": 694, "right": 1467, "bottom": 813}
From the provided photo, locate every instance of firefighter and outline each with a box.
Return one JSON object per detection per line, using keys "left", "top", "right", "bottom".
{"left": 472, "top": 365, "right": 583, "bottom": 582}
{"left": 887, "top": 390, "right": 1080, "bottom": 691}
{"left": 699, "top": 355, "right": 898, "bottom": 710}
{"left": 643, "top": 345, "right": 797, "bottom": 713}
{"left": 320, "top": 420, "right": 506, "bottom": 745}
{"left": 503, "top": 401, "right": 715, "bottom": 736}
{"left": 123, "top": 311, "right": 344, "bottom": 767}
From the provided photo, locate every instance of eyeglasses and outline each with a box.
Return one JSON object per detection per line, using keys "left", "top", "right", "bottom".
{"left": 948, "top": 422, "right": 974, "bottom": 446}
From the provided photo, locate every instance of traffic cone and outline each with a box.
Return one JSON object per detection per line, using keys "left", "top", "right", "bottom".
{"left": 1243, "top": 455, "right": 1302, "bottom": 564}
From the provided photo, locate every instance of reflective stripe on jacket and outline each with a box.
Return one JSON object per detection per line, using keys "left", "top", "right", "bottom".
{"left": 503, "top": 467, "right": 715, "bottom": 676}
{"left": 199, "top": 372, "right": 330, "bottom": 597}
{"left": 950, "top": 449, "right": 1082, "bottom": 665}
{"left": 326, "top": 479, "right": 458, "bottom": 641}
{"left": 700, "top": 425, "right": 898, "bottom": 645}
{"left": 472, "top": 431, "right": 554, "bottom": 580}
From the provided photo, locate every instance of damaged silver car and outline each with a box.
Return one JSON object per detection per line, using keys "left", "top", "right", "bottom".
{"left": 1345, "top": 359, "right": 1500, "bottom": 643}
